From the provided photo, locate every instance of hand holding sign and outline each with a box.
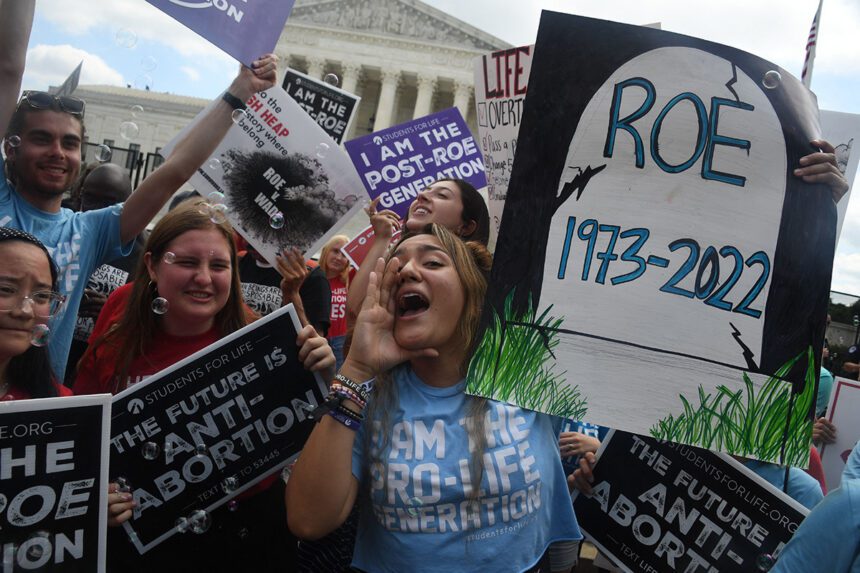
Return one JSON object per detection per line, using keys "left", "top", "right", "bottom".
{"left": 229, "top": 53, "right": 279, "bottom": 102}
{"left": 795, "top": 139, "right": 850, "bottom": 202}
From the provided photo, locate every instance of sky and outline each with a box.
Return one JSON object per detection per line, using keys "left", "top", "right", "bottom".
{"left": 21, "top": 0, "right": 860, "bottom": 294}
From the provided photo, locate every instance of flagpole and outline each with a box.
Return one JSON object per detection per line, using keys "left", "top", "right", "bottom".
{"left": 801, "top": 0, "right": 823, "bottom": 89}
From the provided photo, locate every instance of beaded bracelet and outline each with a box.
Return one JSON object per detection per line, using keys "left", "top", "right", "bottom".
{"left": 330, "top": 384, "right": 367, "bottom": 409}
{"left": 335, "top": 403, "right": 364, "bottom": 421}
{"left": 328, "top": 408, "right": 361, "bottom": 431}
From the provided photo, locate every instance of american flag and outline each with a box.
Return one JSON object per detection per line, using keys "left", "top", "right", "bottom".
{"left": 801, "top": 0, "right": 823, "bottom": 88}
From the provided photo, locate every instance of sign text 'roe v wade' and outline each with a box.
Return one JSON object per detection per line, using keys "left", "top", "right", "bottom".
{"left": 1, "top": 395, "right": 111, "bottom": 572}
{"left": 161, "top": 85, "right": 365, "bottom": 266}
{"left": 145, "top": 0, "right": 295, "bottom": 66}
{"left": 572, "top": 431, "right": 808, "bottom": 573}
{"left": 345, "top": 107, "right": 487, "bottom": 218}
{"left": 467, "top": 13, "right": 835, "bottom": 465}
{"left": 110, "top": 305, "right": 327, "bottom": 553}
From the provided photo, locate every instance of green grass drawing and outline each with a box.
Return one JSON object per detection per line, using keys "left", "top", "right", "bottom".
{"left": 650, "top": 347, "right": 816, "bottom": 466}
{"left": 467, "top": 290, "right": 587, "bottom": 419}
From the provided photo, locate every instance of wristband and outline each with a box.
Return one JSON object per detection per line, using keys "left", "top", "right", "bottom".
{"left": 328, "top": 408, "right": 361, "bottom": 431}
{"left": 222, "top": 91, "right": 247, "bottom": 111}
{"left": 335, "top": 403, "right": 364, "bottom": 421}
{"left": 307, "top": 393, "right": 343, "bottom": 421}
{"left": 334, "top": 373, "right": 374, "bottom": 400}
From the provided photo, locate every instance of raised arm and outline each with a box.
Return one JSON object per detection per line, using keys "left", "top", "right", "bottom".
{"left": 119, "top": 54, "right": 278, "bottom": 243}
{"left": 0, "top": 0, "right": 36, "bottom": 133}
{"left": 345, "top": 198, "right": 401, "bottom": 323}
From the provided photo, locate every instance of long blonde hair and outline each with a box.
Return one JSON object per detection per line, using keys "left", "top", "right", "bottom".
{"left": 319, "top": 234, "right": 351, "bottom": 285}
{"left": 363, "top": 225, "right": 493, "bottom": 506}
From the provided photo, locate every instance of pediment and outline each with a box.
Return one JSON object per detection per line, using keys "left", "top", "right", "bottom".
{"left": 290, "top": 0, "right": 510, "bottom": 51}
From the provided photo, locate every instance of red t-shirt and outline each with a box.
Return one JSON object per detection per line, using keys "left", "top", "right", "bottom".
{"left": 73, "top": 283, "right": 221, "bottom": 395}
{"left": 328, "top": 270, "right": 355, "bottom": 338}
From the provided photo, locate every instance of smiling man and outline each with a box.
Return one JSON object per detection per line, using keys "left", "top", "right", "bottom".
{"left": 0, "top": 0, "right": 278, "bottom": 376}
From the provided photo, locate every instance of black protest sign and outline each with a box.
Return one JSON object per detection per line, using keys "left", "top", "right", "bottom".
{"left": 109, "top": 304, "right": 327, "bottom": 553}
{"left": 0, "top": 395, "right": 111, "bottom": 572}
{"left": 282, "top": 68, "right": 360, "bottom": 144}
{"left": 572, "top": 431, "right": 808, "bottom": 573}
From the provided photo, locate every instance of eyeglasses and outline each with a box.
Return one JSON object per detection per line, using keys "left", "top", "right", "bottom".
{"left": 0, "top": 283, "right": 66, "bottom": 318}
{"left": 18, "top": 91, "right": 86, "bottom": 118}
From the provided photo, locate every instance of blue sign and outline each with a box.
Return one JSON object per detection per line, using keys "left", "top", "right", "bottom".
{"left": 146, "top": 0, "right": 295, "bottom": 66}
{"left": 345, "top": 108, "right": 487, "bottom": 218}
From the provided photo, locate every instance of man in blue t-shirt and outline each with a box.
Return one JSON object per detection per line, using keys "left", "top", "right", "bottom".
{"left": 0, "top": 1, "right": 278, "bottom": 376}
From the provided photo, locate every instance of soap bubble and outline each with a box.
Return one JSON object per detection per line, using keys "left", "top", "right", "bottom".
{"left": 323, "top": 73, "right": 339, "bottom": 86}
{"left": 281, "top": 465, "right": 293, "bottom": 484}
{"left": 110, "top": 203, "right": 124, "bottom": 217}
{"left": 115, "top": 28, "right": 138, "bottom": 49}
{"left": 762, "top": 70, "right": 781, "bottom": 90}
{"left": 119, "top": 121, "right": 139, "bottom": 140}
{"left": 209, "top": 203, "right": 229, "bottom": 224}
{"left": 269, "top": 211, "right": 285, "bottom": 229}
{"left": 227, "top": 500, "right": 239, "bottom": 512}
{"left": 237, "top": 527, "right": 249, "bottom": 539}
{"left": 207, "top": 158, "right": 222, "bottom": 171}
{"left": 221, "top": 476, "right": 238, "bottom": 493}
{"left": 141, "top": 441, "right": 160, "bottom": 460}
{"left": 6, "top": 135, "right": 21, "bottom": 148}
{"left": 231, "top": 108, "right": 247, "bottom": 124}
{"left": 195, "top": 443, "right": 207, "bottom": 455}
{"left": 134, "top": 74, "right": 153, "bottom": 91}
{"left": 315, "top": 142, "right": 330, "bottom": 159}
{"left": 163, "top": 251, "right": 176, "bottom": 264}
{"left": 151, "top": 296, "right": 169, "bottom": 315}
{"left": 140, "top": 55, "right": 158, "bottom": 72}
{"left": 207, "top": 190, "right": 225, "bottom": 204}
{"left": 95, "top": 144, "right": 112, "bottom": 163}
{"left": 175, "top": 517, "right": 189, "bottom": 533}
{"left": 188, "top": 510, "right": 212, "bottom": 534}
{"left": 30, "top": 324, "right": 50, "bottom": 347}
{"left": 756, "top": 554, "right": 776, "bottom": 571}
{"left": 130, "top": 104, "right": 144, "bottom": 118}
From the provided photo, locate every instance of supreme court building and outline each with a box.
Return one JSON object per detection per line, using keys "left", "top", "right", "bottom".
{"left": 75, "top": 0, "right": 511, "bottom": 163}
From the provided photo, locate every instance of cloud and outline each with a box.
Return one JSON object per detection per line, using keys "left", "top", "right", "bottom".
{"left": 181, "top": 66, "right": 201, "bottom": 82}
{"left": 831, "top": 252, "right": 860, "bottom": 295}
{"left": 36, "top": 0, "right": 233, "bottom": 65}
{"left": 21, "top": 44, "right": 124, "bottom": 91}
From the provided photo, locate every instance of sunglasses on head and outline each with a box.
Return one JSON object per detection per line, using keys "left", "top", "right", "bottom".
{"left": 18, "top": 91, "right": 85, "bottom": 118}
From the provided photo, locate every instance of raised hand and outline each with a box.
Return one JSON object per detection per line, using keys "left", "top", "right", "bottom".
{"left": 276, "top": 247, "right": 310, "bottom": 297}
{"left": 229, "top": 53, "right": 279, "bottom": 100}
{"left": 340, "top": 256, "right": 437, "bottom": 381}
{"left": 366, "top": 196, "right": 401, "bottom": 241}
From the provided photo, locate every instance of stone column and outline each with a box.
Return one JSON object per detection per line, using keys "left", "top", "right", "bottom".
{"left": 275, "top": 48, "right": 291, "bottom": 80}
{"left": 340, "top": 62, "right": 362, "bottom": 94}
{"left": 373, "top": 68, "right": 400, "bottom": 131}
{"left": 453, "top": 80, "right": 472, "bottom": 119}
{"left": 306, "top": 56, "right": 325, "bottom": 79}
{"left": 413, "top": 74, "right": 437, "bottom": 119}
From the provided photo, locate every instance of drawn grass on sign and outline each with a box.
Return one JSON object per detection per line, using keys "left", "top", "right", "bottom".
{"left": 468, "top": 290, "right": 587, "bottom": 419}
{"left": 650, "top": 347, "right": 816, "bottom": 466}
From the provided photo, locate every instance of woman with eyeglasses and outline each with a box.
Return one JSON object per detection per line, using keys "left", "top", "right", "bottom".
{"left": 0, "top": 226, "right": 70, "bottom": 401}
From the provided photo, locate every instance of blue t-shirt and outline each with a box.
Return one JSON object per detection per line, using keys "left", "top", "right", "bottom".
{"left": 844, "top": 441, "right": 860, "bottom": 482}
{"left": 743, "top": 460, "right": 824, "bottom": 510}
{"left": 0, "top": 155, "right": 130, "bottom": 376}
{"left": 816, "top": 367, "right": 834, "bottom": 417}
{"left": 351, "top": 366, "right": 581, "bottom": 572}
{"left": 771, "top": 461, "right": 860, "bottom": 572}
